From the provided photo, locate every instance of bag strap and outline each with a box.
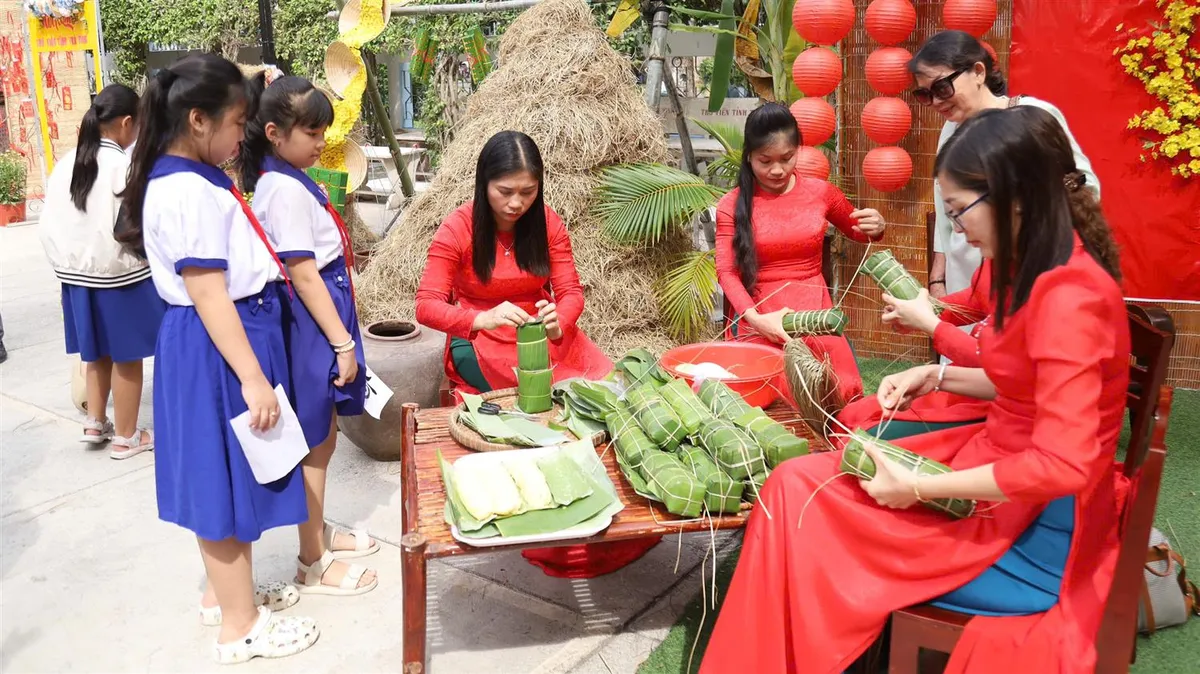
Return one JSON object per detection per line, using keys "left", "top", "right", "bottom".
{"left": 1166, "top": 548, "right": 1200, "bottom": 617}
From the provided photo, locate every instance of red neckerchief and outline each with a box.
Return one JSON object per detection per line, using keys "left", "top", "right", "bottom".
{"left": 230, "top": 186, "right": 293, "bottom": 298}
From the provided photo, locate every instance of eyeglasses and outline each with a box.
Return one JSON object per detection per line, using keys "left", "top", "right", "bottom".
{"left": 947, "top": 193, "right": 988, "bottom": 230}
{"left": 913, "top": 66, "right": 972, "bottom": 106}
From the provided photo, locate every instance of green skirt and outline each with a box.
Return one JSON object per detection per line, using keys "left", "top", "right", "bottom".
{"left": 450, "top": 336, "right": 492, "bottom": 392}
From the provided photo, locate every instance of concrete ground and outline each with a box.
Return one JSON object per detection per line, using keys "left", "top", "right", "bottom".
{"left": 0, "top": 206, "right": 735, "bottom": 673}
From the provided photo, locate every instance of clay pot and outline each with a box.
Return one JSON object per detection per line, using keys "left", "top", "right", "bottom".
{"left": 0, "top": 202, "right": 27, "bottom": 226}
{"left": 338, "top": 319, "right": 446, "bottom": 461}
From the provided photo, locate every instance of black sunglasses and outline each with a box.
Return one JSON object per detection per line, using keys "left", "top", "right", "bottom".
{"left": 913, "top": 66, "right": 972, "bottom": 106}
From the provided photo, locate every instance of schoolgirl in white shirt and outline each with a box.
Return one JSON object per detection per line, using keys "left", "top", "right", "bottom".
{"left": 238, "top": 73, "right": 377, "bottom": 595}
{"left": 115, "top": 53, "right": 318, "bottom": 664}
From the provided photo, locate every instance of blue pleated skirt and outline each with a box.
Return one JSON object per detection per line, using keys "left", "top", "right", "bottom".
{"left": 153, "top": 282, "right": 309, "bottom": 543}
{"left": 279, "top": 257, "right": 366, "bottom": 449}
{"left": 62, "top": 279, "right": 166, "bottom": 362}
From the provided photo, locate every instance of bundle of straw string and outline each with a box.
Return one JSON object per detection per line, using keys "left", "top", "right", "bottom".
{"left": 784, "top": 339, "right": 846, "bottom": 439}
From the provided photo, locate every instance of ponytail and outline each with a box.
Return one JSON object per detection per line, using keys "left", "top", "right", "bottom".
{"left": 69, "top": 84, "right": 139, "bottom": 211}
{"left": 733, "top": 102, "right": 801, "bottom": 294}
{"left": 116, "top": 70, "right": 175, "bottom": 258}
{"left": 1064, "top": 173, "right": 1122, "bottom": 282}
{"left": 238, "top": 71, "right": 270, "bottom": 193}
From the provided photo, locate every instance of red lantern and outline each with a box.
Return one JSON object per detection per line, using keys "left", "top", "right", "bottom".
{"left": 865, "top": 47, "right": 912, "bottom": 95}
{"left": 792, "top": 0, "right": 856, "bottom": 46}
{"left": 789, "top": 98, "right": 836, "bottom": 147}
{"left": 862, "top": 146, "right": 913, "bottom": 192}
{"left": 861, "top": 97, "right": 911, "bottom": 144}
{"left": 796, "top": 146, "right": 831, "bottom": 181}
{"left": 792, "top": 47, "right": 842, "bottom": 98}
{"left": 865, "top": 0, "right": 916, "bottom": 46}
{"left": 943, "top": 0, "right": 998, "bottom": 38}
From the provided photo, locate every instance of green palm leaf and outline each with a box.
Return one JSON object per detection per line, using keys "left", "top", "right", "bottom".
{"left": 693, "top": 119, "right": 744, "bottom": 154}
{"left": 656, "top": 249, "right": 719, "bottom": 342}
{"left": 593, "top": 163, "right": 724, "bottom": 245}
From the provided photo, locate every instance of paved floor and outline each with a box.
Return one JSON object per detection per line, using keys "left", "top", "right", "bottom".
{"left": 0, "top": 212, "right": 735, "bottom": 673}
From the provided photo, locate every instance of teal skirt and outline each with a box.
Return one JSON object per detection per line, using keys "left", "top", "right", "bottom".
{"left": 450, "top": 336, "right": 492, "bottom": 392}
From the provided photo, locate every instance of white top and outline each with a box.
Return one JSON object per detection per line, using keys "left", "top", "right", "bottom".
{"left": 933, "top": 95, "right": 1101, "bottom": 294}
{"left": 38, "top": 140, "right": 150, "bottom": 287}
{"left": 143, "top": 167, "right": 279, "bottom": 306}
{"left": 253, "top": 170, "right": 343, "bottom": 270}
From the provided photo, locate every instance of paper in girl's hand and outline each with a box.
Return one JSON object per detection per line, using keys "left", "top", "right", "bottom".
{"left": 362, "top": 366, "right": 393, "bottom": 420}
{"left": 229, "top": 384, "right": 310, "bottom": 485}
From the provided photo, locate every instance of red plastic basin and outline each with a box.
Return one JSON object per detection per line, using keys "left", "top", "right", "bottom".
{"left": 659, "top": 342, "right": 784, "bottom": 408}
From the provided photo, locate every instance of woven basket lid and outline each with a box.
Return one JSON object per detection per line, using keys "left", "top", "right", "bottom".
{"left": 343, "top": 141, "right": 368, "bottom": 193}
{"left": 324, "top": 41, "right": 363, "bottom": 98}
{"left": 338, "top": 0, "right": 393, "bottom": 36}
{"left": 447, "top": 387, "right": 606, "bottom": 452}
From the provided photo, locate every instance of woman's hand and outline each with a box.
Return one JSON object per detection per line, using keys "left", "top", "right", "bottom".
{"left": 859, "top": 442, "right": 920, "bottom": 509}
{"left": 473, "top": 301, "right": 532, "bottom": 332}
{"left": 745, "top": 307, "right": 793, "bottom": 344}
{"left": 535, "top": 300, "right": 563, "bottom": 340}
{"left": 876, "top": 364, "right": 940, "bottom": 412}
{"left": 333, "top": 349, "right": 358, "bottom": 387}
{"left": 850, "top": 208, "right": 886, "bottom": 238}
{"left": 882, "top": 289, "right": 941, "bottom": 336}
{"left": 242, "top": 376, "right": 281, "bottom": 432}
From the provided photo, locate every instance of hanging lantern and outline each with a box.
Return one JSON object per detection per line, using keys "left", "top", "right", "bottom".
{"left": 943, "top": 0, "right": 998, "bottom": 38}
{"left": 862, "top": 146, "right": 913, "bottom": 192}
{"left": 865, "top": 0, "right": 916, "bottom": 46}
{"left": 865, "top": 47, "right": 912, "bottom": 95}
{"left": 792, "top": 0, "right": 856, "bottom": 46}
{"left": 792, "top": 47, "right": 843, "bottom": 98}
{"left": 861, "top": 97, "right": 911, "bottom": 144}
{"left": 795, "top": 146, "right": 831, "bottom": 181}
{"left": 789, "top": 97, "right": 837, "bottom": 147}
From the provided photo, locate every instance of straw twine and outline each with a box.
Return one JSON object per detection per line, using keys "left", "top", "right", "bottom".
{"left": 784, "top": 339, "right": 846, "bottom": 439}
{"left": 354, "top": 0, "right": 690, "bottom": 356}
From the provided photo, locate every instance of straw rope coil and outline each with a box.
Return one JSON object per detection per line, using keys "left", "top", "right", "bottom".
{"left": 784, "top": 338, "right": 846, "bottom": 440}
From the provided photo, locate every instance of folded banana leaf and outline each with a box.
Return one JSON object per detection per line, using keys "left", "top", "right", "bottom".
{"left": 625, "top": 383, "right": 687, "bottom": 451}
{"left": 698, "top": 379, "right": 753, "bottom": 420}
{"left": 536, "top": 450, "right": 594, "bottom": 506}
{"left": 493, "top": 477, "right": 614, "bottom": 538}
{"left": 697, "top": 416, "right": 768, "bottom": 481}
{"left": 743, "top": 470, "right": 770, "bottom": 504}
{"left": 677, "top": 443, "right": 743, "bottom": 513}
{"left": 659, "top": 377, "right": 712, "bottom": 435}
{"left": 640, "top": 451, "right": 706, "bottom": 518}
{"left": 734, "top": 407, "right": 809, "bottom": 468}
{"left": 614, "top": 348, "right": 673, "bottom": 390}
{"left": 605, "top": 405, "right": 657, "bottom": 471}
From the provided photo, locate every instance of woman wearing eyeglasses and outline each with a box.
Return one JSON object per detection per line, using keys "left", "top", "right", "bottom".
{"left": 908, "top": 31, "right": 1099, "bottom": 306}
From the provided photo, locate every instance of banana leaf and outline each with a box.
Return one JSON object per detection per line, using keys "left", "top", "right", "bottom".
{"left": 742, "top": 470, "right": 770, "bottom": 504}
{"left": 841, "top": 429, "right": 976, "bottom": 519}
{"left": 605, "top": 405, "right": 658, "bottom": 471}
{"left": 516, "top": 321, "right": 550, "bottom": 371}
{"left": 626, "top": 383, "right": 687, "bottom": 451}
{"left": 734, "top": 407, "right": 810, "bottom": 467}
{"left": 697, "top": 416, "right": 768, "bottom": 480}
{"left": 659, "top": 377, "right": 712, "bottom": 435}
{"left": 494, "top": 478, "right": 613, "bottom": 538}
{"left": 707, "top": 0, "right": 737, "bottom": 112}
{"left": 614, "top": 348, "right": 673, "bottom": 389}
{"left": 640, "top": 452, "right": 706, "bottom": 518}
{"left": 677, "top": 443, "right": 743, "bottom": 513}
{"left": 698, "top": 379, "right": 754, "bottom": 420}
{"left": 536, "top": 450, "right": 594, "bottom": 506}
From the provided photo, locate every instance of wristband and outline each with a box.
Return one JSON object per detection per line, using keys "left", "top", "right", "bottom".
{"left": 929, "top": 278, "right": 946, "bottom": 285}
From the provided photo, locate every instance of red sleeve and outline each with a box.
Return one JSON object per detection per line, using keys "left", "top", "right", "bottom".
{"left": 992, "top": 272, "right": 1119, "bottom": 501}
{"left": 714, "top": 193, "right": 756, "bottom": 315}
{"left": 931, "top": 322, "right": 982, "bottom": 367}
{"left": 545, "top": 209, "right": 584, "bottom": 344}
{"left": 939, "top": 261, "right": 992, "bottom": 326}
{"left": 823, "top": 182, "right": 879, "bottom": 244}
{"left": 414, "top": 210, "right": 480, "bottom": 340}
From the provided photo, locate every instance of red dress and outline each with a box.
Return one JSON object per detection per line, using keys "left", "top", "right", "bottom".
{"left": 701, "top": 243, "right": 1130, "bottom": 673}
{"left": 835, "top": 262, "right": 995, "bottom": 439}
{"left": 416, "top": 202, "right": 656, "bottom": 578}
{"left": 415, "top": 202, "right": 613, "bottom": 392}
{"left": 715, "top": 173, "right": 881, "bottom": 402}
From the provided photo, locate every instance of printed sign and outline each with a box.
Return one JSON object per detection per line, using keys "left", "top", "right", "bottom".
{"left": 362, "top": 366, "right": 394, "bottom": 420}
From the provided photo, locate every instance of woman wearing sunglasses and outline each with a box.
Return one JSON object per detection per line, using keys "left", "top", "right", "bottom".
{"left": 908, "top": 31, "right": 1099, "bottom": 309}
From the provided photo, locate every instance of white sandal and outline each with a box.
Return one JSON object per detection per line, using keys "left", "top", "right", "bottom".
{"left": 111, "top": 428, "right": 154, "bottom": 460}
{"left": 323, "top": 522, "right": 379, "bottom": 559}
{"left": 296, "top": 549, "right": 377, "bottom": 596}
{"left": 80, "top": 417, "right": 114, "bottom": 444}
{"left": 211, "top": 606, "right": 319, "bottom": 665}
{"left": 199, "top": 581, "right": 301, "bottom": 626}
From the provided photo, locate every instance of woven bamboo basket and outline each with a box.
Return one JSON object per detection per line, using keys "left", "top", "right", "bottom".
{"left": 448, "top": 387, "right": 605, "bottom": 452}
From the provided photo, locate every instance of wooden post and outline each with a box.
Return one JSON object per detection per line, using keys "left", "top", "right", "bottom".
{"left": 400, "top": 402, "right": 420, "bottom": 534}
{"left": 402, "top": 531, "right": 428, "bottom": 673}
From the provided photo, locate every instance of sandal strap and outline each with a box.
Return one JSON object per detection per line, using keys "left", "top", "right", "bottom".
{"left": 83, "top": 417, "right": 113, "bottom": 432}
{"left": 340, "top": 563, "right": 367, "bottom": 590}
{"left": 113, "top": 428, "right": 153, "bottom": 447}
{"left": 323, "top": 523, "right": 373, "bottom": 552}
{"left": 299, "top": 550, "right": 336, "bottom": 587}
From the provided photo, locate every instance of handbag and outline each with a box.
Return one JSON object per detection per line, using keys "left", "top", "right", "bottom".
{"left": 1137, "top": 527, "right": 1200, "bottom": 634}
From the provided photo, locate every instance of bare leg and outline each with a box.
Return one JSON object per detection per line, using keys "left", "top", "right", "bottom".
{"left": 111, "top": 360, "right": 148, "bottom": 442}
{"left": 85, "top": 357, "right": 113, "bottom": 434}
{"left": 296, "top": 415, "right": 376, "bottom": 589}
{"left": 197, "top": 536, "right": 258, "bottom": 643}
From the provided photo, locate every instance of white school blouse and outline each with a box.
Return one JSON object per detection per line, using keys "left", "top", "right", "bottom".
{"left": 253, "top": 171, "right": 344, "bottom": 270}
{"left": 143, "top": 168, "right": 279, "bottom": 306}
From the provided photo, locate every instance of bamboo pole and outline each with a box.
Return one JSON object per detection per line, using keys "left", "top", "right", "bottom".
{"left": 327, "top": 0, "right": 599, "bottom": 18}
{"left": 643, "top": 4, "right": 670, "bottom": 110}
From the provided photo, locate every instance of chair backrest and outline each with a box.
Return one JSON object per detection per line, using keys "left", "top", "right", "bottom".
{"left": 1094, "top": 303, "right": 1176, "bottom": 674}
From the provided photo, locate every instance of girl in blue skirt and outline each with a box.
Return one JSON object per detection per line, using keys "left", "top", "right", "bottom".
{"left": 238, "top": 73, "right": 377, "bottom": 597}
{"left": 38, "top": 84, "right": 165, "bottom": 459}
{"left": 115, "top": 54, "right": 318, "bottom": 664}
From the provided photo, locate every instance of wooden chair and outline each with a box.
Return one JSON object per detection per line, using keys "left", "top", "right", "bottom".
{"left": 886, "top": 303, "right": 1177, "bottom": 674}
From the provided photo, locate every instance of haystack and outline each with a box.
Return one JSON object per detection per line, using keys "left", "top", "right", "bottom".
{"left": 355, "top": 0, "right": 691, "bottom": 355}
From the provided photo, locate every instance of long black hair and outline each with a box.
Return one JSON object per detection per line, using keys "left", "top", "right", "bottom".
{"left": 238, "top": 74, "right": 334, "bottom": 193}
{"left": 471, "top": 131, "right": 550, "bottom": 284}
{"left": 116, "top": 54, "right": 254, "bottom": 258}
{"left": 935, "top": 106, "right": 1120, "bottom": 329}
{"left": 734, "top": 102, "right": 801, "bottom": 293}
{"left": 908, "top": 30, "right": 1007, "bottom": 96}
{"left": 70, "top": 84, "right": 139, "bottom": 211}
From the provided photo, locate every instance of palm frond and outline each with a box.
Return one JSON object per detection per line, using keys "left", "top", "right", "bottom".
{"left": 706, "top": 151, "right": 742, "bottom": 185}
{"left": 693, "top": 119, "right": 744, "bottom": 154}
{"left": 656, "top": 249, "right": 719, "bottom": 342}
{"left": 593, "top": 163, "right": 724, "bottom": 245}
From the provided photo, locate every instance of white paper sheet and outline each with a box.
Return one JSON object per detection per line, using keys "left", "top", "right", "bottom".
{"left": 362, "top": 366, "right": 394, "bottom": 420}
{"left": 229, "top": 384, "right": 310, "bottom": 485}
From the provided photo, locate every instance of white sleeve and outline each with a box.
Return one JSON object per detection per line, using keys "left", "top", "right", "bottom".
{"left": 167, "top": 188, "right": 232, "bottom": 273}
{"left": 932, "top": 122, "right": 956, "bottom": 255}
{"left": 255, "top": 177, "right": 317, "bottom": 260}
{"left": 1021, "top": 98, "right": 1101, "bottom": 200}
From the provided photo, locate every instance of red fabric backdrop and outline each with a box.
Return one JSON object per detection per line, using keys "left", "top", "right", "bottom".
{"left": 1009, "top": 0, "right": 1200, "bottom": 300}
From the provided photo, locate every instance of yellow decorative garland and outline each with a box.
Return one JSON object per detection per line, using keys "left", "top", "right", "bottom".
{"left": 1114, "top": 0, "right": 1200, "bottom": 178}
{"left": 319, "top": 0, "right": 387, "bottom": 171}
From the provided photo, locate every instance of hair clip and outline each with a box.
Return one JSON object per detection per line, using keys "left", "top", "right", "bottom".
{"left": 1063, "top": 172, "right": 1086, "bottom": 192}
{"left": 263, "top": 64, "right": 285, "bottom": 87}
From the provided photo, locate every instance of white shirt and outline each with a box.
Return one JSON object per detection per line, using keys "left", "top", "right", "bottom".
{"left": 143, "top": 159, "right": 278, "bottom": 305}
{"left": 253, "top": 169, "right": 343, "bottom": 270}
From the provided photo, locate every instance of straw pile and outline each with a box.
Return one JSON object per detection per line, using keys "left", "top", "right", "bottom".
{"left": 355, "top": 0, "right": 691, "bottom": 355}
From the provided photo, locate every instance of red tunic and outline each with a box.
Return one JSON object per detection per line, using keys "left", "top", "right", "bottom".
{"left": 715, "top": 173, "right": 880, "bottom": 402}
{"left": 701, "top": 243, "right": 1129, "bottom": 673}
{"left": 415, "top": 202, "right": 613, "bottom": 393}
{"left": 835, "top": 262, "right": 994, "bottom": 438}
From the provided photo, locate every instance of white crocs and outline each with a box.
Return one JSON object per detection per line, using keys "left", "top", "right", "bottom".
{"left": 212, "top": 606, "right": 319, "bottom": 665}
{"left": 111, "top": 429, "right": 154, "bottom": 460}
{"left": 296, "top": 549, "right": 377, "bottom": 596}
{"left": 199, "top": 581, "right": 301, "bottom": 626}
{"left": 80, "top": 417, "right": 114, "bottom": 444}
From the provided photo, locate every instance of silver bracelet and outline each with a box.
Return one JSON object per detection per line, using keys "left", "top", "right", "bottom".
{"left": 932, "top": 362, "right": 949, "bottom": 392}
{"left": 333, "top": 339, "right": 356, "bottom": 354}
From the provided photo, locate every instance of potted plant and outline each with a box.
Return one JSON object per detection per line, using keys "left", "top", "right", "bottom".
{"left": 0, "top": 151, "right": 28, "bottom": 225}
